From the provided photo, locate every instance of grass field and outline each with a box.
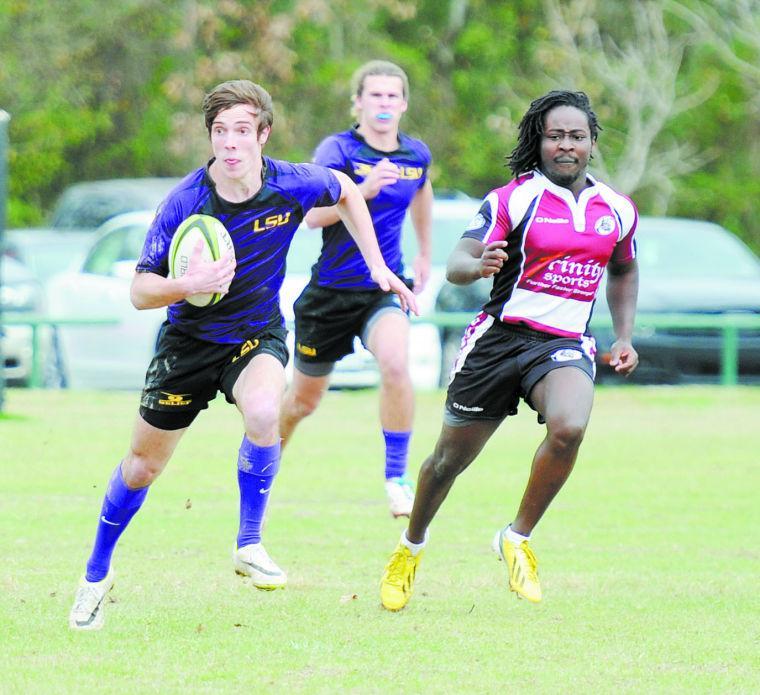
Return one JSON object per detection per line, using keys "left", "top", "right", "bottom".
{"left": 1, "top": 386, "right": 758, "bottom": 694}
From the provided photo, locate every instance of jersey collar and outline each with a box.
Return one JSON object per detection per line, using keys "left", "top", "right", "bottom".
{"left": 533, "top": 168, "right": 599, "bottom": 201}
{"left": 204, "top": 157, "right": 269, "bottom": 208}
{"left": 350, "top": 124, "right": 405, "bottom": 155}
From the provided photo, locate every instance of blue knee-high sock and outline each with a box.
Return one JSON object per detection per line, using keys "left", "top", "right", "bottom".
{"left": 85, "top": 464, "right": 149, "bottom": 582}
{"left": 237, "top": 437, "right": 280, "bottom": 549}
{"left": 383, "top": 430, "right": 411, "bottom": 480}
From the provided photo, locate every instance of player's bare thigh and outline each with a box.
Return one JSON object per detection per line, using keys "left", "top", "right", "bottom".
{"left": 365, "top": 309, "right": 410, "bottom": 376}
{"left": 530, "top": 366, "right": 594, "bottom": 432}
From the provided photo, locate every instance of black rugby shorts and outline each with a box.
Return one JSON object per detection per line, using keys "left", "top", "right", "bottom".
{"left": 139, "top": 321, "right": 288, "bottom": 430}
{"left": 444, "top": 314, "right": 595, "bottom": 425}
{"left": 292, "top": 280, "right": 409, "bottom": 373}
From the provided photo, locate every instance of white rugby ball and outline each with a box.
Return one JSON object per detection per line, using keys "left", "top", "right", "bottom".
{"left": 168, "top": 214, "right": 234, "bottom": 307}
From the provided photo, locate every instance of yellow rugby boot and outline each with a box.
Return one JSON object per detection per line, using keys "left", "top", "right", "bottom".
{"left": 380, "top": 541, "right": 423, "bottom": 611}
{"left": 493, "top": 528, "right": 542, "bottom": 603}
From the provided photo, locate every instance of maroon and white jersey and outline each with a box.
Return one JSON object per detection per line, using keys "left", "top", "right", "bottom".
{"left": 463, "top": 170, "right": 637, "bottom": 338}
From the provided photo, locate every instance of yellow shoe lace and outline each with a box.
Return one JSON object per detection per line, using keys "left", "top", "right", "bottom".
{"left": 519, "top": 542, "right": 539, "bottom": 582}
{"left": 385, "top": 548, "right": 411, "bottom": 586}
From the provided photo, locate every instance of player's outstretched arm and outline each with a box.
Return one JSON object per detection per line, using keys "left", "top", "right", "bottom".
{"left": 130, "top": 241, "right": 236, "bottom": 310}
{"left": 446, "top": 238, "right": 507, "bottom": 285}
{"left": 606, "top": 258, "right": 639, "bottom": 375}
{"left": 332, "top": 170, "right": 418, "bottom": 315}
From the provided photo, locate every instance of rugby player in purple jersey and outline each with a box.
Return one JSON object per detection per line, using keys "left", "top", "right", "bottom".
{"left": 279, "top": 61, "right": 434, "bottom": 518}
{"left": 68, "top": 79, "right": 416, "bottom": 630}
{"left": 380, "top": 90, "right": 639, "bottom": 610}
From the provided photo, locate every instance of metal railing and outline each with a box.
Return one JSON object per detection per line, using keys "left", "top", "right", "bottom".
{"left": 3, "top": 311, "right": 758, "bottom": 388}
{"left": 2, "top": 315, "right": 118, "bottom": 388}
{"left": 414, "top": 311, "right": 760, "bottom": 386}
{"left": 622, "top": 312, "right": 758, "bottom": 386}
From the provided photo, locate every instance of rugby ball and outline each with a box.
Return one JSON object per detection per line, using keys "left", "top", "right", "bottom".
{"left": 168, "top": 214, "right": 234, "bottom": 307}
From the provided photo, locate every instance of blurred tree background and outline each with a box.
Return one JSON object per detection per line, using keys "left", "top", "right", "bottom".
{"left": 1, "top": 0, "right": 758, "bottom": 251}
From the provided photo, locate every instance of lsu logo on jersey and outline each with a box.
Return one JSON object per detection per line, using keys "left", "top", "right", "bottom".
{"left": 352, "top": 162, "right": 424, "bottom": 180}
{"left": 252, "top": 211, "right": 292, "bottom": 233}
{"left": 158, "top": 392, "right": 192, "bottom": 406}
{"left": 231, "top": 338, "right": 260, "bottom": 363}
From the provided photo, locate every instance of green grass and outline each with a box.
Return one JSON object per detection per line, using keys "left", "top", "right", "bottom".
{"left": 1, "top": 386, "right": 759, "bottom": 694}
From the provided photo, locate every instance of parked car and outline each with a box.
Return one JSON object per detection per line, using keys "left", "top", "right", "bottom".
{"left": 434, "top": 216, "right": 760, "bottom": 384}
{"left": 592, "top": 217, "right": 760, "bottom": 383}
{"left": 49, "top": 177, "right": 181, "bottom": 230}
{"left": 46, "top": 211, "right": 166, "bottom": 389}
{"left": 3, "top": 228, "right": 93, "bottom": 287}
{"left": 2, "top": 176, "right": 181, "bottom": 316}
{"left": 1, "top": 255, "right": 48, "bottom": 385}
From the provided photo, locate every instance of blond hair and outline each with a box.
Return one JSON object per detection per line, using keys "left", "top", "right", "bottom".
{"left": 351, "top": 60, "right": 410, "bottom": 101}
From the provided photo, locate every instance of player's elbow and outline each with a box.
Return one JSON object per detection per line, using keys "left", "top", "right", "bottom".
{"left": 130, "top": 290, "right": 150, "bottom": 310}
{"left": 303, "top": 210, "right": 323, "bottom": 229}
{"left": 129, "top": 281, "right": 152, "bottom": 310}
{"left": 445, "top": 263, "right": 475, "bottom": 286}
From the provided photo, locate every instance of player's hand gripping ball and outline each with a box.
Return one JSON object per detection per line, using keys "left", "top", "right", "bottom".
{"left": 168, "top": 214, "right": 234, "bottom": 307}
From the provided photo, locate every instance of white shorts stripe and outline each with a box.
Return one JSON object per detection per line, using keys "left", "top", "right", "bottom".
{"left": 448, "top": 313, "right": 494, "bottom": 385}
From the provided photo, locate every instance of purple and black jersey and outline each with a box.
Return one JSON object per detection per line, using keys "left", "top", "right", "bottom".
{"left": 310, "top": 127, "right": 431, "bottom": 290}
{"left": 137, "top": 156, "right": 341, "bottom": 344}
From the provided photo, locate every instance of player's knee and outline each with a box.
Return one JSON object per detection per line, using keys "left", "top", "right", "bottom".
{"left": 289, "top": 388, "right": 322, "bottom": 419}
{"left": 241, "top": 398, "right": 280, "bottom": 440}
{"left": 378, "top": 355, "right": 410, "bottom": 385}
{"left": 424, "top": 450, "right": 462, "bottom": 482}
{"left": 546, "top": 419, "right": 586, "bottom": 453}
{"left": 122, "top": 450, "right": 165, "bottom": 487}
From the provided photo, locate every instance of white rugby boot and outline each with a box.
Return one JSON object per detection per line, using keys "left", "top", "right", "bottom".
{"left": 385, "top": 476, "right": 415, "bottom": 518}
{"left": 233, "top": 543, "right": 287, "bottom": 590}
{"left": 69, "top": 569, "right": 115, "bottom": 630}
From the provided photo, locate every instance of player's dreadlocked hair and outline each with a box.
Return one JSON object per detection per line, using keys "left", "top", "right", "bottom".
{"left": 507, "top": 91, "right": 600, "bottom": 177}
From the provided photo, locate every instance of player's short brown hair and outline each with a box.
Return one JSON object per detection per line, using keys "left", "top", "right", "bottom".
{"left": 202, "top": 80, "right": 274, "bottom": 135}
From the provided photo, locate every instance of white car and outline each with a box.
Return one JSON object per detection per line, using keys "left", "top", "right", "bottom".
{"left": 1, "top": 255, "right": 48, "bottom": 386}
{"left": 45, "top": 196, "right": 482, "bottom": 391}
{"left": 46, "top": 211, "right": 166, "bottom": 389}
{"left": 401, "top": 194, "right": 482, "bottom": 385}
